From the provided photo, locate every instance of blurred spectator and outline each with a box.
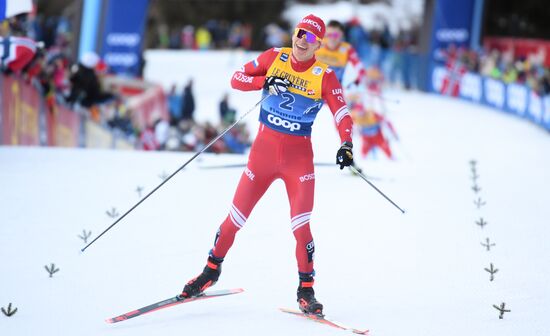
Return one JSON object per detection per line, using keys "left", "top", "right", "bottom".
{"left": 228, "top": 22, "right": 252, "bottom": 49}
{"left": 219, "top": 93, "right": 236, "bottom": 125}
{"left": 164, "top": 127, "right": 180, "bottom": 151}
{"left": 195, "top": 26, "right": 212, "bottom": 50}
{"left": 167, "top": 84, "right": 183, "bottom": 124}
{"left": 181, "top": 25, "right": 195, "bottom": 49}
{"left": 542, "top": 70, "right": 550, "bottom": 94}
{"left": 202, "top": 121, "right": 226, "bottom": 153}
{"left": 66, "top": 51, "right": 115, "bottom": 108}
{"left": 169, "top": 28, "right": 181, "bottom": 49}
{"left": 223, "top": 124, "right": 251, "bottom": 154}
{"left": 264, "top": 23, "right": 288, "bottom": 48}
{"left": 106, "top": 102, "right": 134, "bottom": 137}
{"left": 157, "top": 24, "right": 170, "bottom": 49}
{"left": 181, "top": 79, "right": 195, "bottom": 121}
{"left": 346, "top": 17, "right": 370, "bottom": 62}
{"left": 240, "top": 24, "right": 252, "bottom": 49}
{"left": 154, "top": 118, "right": 170, "bottom": 150}
{"left": 139, "top": 124, "right": 159, "bottom": 150}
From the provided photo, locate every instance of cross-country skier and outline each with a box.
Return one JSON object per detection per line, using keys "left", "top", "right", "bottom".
{"left": 315, "top": 20, "right": 367, "bottom": 174}
{"left": 180, "top": 14, "right": 355, "bottom": 315}
{"left": 349, "top": 95, "right": 397, "bottom": 159}
{"left": 315, "top": 20, "right": 366, "bottom": 86}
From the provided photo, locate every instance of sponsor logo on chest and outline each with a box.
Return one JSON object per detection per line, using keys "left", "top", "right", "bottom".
{"left": 312, "top": 66, "right": 323, "bottom": 75}
{"left": 271, "top": 68, "right": 312, "bottom": 92}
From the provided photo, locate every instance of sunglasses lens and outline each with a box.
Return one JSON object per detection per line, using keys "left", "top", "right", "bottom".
{"left": 296, "top": 29, "right": 317, "bottom": 43}
{"left": 305, "top": 32, "right": 317, "bottom": 43}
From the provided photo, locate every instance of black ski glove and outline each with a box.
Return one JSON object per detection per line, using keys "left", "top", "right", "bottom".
{"left": 264, "top": 76, "right": 291, "bottom": 96}
{"left": 336, "top": 141, "right": 354, "bottom": 170}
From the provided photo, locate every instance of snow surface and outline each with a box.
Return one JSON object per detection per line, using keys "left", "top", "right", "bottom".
{"left": 2, "top": 51, "right": 550, "bottom": 336}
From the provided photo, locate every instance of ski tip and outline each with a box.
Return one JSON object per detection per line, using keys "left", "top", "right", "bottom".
{"left": 105, "top": 315, "right": 127, "bottom": 324}
{"left": 201, "top": 287, "right": 245, "bottom": 297}
{"left": 279, "top": 307, "right": 295, "bottom": 313}
{"left": 353, "top": 329, "right": 370, "bottom": 335}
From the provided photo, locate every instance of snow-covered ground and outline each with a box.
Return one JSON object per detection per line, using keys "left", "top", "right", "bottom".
{"left": 1, "top": 51, "right": 550, "bottom": 336}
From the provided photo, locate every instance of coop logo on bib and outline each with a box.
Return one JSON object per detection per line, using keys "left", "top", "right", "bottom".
{"left": 267, "top": 114, "right": 301, "bottom": 132}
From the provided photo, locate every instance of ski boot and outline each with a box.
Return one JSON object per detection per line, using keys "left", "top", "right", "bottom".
{"left": 297, "top": 274, "right": 323, "bottom": 315}
{"left": 180, "top": 255, "right": 223, "bottom": 299}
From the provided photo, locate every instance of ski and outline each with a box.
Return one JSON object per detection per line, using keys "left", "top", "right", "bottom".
{"left": 280, "top": 308, "right": 369, "bottom": 335}
{"left": 106, "top": 288, "right": 244, "bottom": 323}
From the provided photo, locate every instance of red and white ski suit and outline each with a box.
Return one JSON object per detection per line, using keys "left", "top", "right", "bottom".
{"left": 210, "top": 47, "right": 353, "bottom": 275}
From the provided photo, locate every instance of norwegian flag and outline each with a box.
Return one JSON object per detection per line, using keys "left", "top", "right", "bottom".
{"left": 0, "top": 36, "right": 38, "bottom": 72}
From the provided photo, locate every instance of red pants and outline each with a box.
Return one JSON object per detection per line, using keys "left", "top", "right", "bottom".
{"left": 211, "top": 125, "right": 316, "bottom": 274}
{"left": 361, "top": 131, "right": 392, "bottom": 159}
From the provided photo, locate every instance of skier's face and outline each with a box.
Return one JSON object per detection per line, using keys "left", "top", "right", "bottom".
{"left": 325, "top": 26, "right": 343, "bottom": 49}
{"left": 292, "top": 29, "right": 321, "bottom": 62}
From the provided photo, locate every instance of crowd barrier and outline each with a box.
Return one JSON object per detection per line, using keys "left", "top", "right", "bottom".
{"left": 1, "top": 74, "right": 169, "bottom": 148}
{"left": 432, "top": 66, "right": 550, "bottom": 131}
{"left": 1, "top": 75, "right": 42, "bottom": 146}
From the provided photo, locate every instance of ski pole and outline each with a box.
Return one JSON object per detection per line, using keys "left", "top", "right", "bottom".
{"left": 349, "top": 165, "right": 405, "bottom": 214}
{"left": 81, "top": 95, "right": 270, "bottom": 253}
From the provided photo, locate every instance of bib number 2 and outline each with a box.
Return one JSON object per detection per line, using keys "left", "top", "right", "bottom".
{"left": 279, "top": 93, "right": 295, "bottom": 111}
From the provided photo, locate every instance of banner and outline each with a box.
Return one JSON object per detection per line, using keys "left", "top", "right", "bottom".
{"left": 484, "top": 37, "right": 550, "bottom": 68}
{"left": 427, "top": 0, "right": 477, "bottom": 92}
{"left": 432, "top": 66, "right": 550, "bottom": 132}
{"left": 49, "top": 104, "right": 81, "bottom": 147}
{"left": 100, "top": 0, "right": 149, "bottom": 76}
{"left": 1, "top": 76, "right": 41, "bottom": 145}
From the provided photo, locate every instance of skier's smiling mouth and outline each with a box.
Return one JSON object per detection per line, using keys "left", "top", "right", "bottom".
{"left": 294, "top": 42, "right": 308, "bottom": 51}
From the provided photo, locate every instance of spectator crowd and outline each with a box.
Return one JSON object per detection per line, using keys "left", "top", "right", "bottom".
{"left": 154, "top": 20, "right": 253, "bottom": 50}
{"left": 438, "top": 44, "right": 550, "bottom": 96}
{"left": 150, "top": 81, "right": 251, "bottom": 154}
{"left": 2, "top": 13, "right": 251, "bottom": 154}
